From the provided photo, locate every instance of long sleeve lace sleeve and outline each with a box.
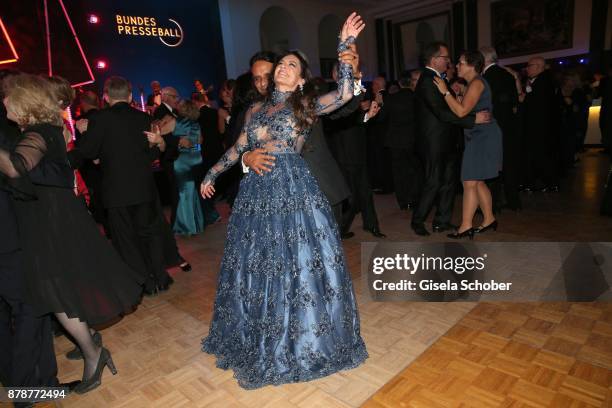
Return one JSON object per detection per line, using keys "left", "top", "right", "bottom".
{"left": 0, "top": 131, "right": 47, "bottom": 198}
{"left": 0, "top": 132, "right": 47, "bottom": 178}
{"left": 203, "top": 114, "right": 250, "bottom": 185}
{"left": 315, "top": 36, "right": 355, "bottom": 115}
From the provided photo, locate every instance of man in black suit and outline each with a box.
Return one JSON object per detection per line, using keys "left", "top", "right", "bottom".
{"left": 70, "top": 76, "right": 172, "bottom": 294}
{"left": 324, "top": 63, "right": 385, "bottom": 238}
{"left": 411, "top": 42, "right": 489, "bottom": 236}
{"left": 366, "top": 76, "right": 392, "bottom": 194}
{"left": 146, "top": 80, "right": 162, "bottom": 109}
{"left": 154, "top": 87, "right": 182, "bottom": 226}
{"left": 298, "top": 78, "right": 352, "bottom": 230}
{"left": 599, "top": 69, "right": 612, "bottom": 154}
{"left": 382, "top": 70, "right": 420, "bottom": 210}
{"left": 481, "top": 46, "right": 521, "bottom": 211}
{"left": 523, "top": 56, "right": 560, "bottom": 192}
{"left": 74, "top": 91, "right": 109, "bottom": 229}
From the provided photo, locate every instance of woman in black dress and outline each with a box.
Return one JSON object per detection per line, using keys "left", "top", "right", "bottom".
{"left": 0, "top": 74, "right": 144, "bottom": 393}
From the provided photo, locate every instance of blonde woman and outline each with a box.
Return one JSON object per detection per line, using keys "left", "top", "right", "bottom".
{"left": 0, "top": 74, "right": 144, "bottom": 394}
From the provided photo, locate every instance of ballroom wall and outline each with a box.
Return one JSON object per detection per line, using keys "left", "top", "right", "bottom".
{"left": 476, "top": 0, "right": 593, "bottom": 65}
{"left": 374, "top": 0, "right": 612, "bottom": 78}
{"left": 217, "top": 0, "right": 378, "bottom": 80}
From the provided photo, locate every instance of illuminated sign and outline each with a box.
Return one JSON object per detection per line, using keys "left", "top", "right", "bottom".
{"left": 115, "top": 15, "right": 183, "bottom": 47}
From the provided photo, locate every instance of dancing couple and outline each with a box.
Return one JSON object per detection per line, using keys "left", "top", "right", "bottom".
{"left": 200, "top": 12, "right": 369, "bottom": 388}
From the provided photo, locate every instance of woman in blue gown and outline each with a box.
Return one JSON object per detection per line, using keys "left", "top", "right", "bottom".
{"left": 200, "top": 13, "right": 368, "bottom": 389}
{"left": 171, "top": 100, "right": 206, "bottom": 235}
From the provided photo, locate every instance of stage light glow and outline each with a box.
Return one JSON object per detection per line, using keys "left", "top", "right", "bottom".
{"left": 0, "top": 16, "right": 19, "bottom": 65}
{"left": 579, "top": 58, "right": 586, "bottom": 64}
{"left": 66, "top": 107, "right": 75, "bottom": 140}
{"left": 96, "top": 60, "right": 107, "bottom": 69}
{"left": 58, "top": 0, "right": 96, "bottom": 87}
{"left": 88, "top": 14, "right": 99, "bottom": 24}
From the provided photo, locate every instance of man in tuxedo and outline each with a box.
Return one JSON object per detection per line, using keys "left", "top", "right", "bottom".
{"left": 523, "top": 56, "right": 560, "bottom": 191}
{"left": 367, "top": 76, "right": 391, "bottom": 194}
{"left": 411, "top": 42, "right": 489, "bottom": 236}
{"left": 219, "top": 51, "right": 276, "bottom": 207}
{"left": 69, "top": 76, "right": 172, "bottom": 294}
{"left": 74, "top": 91, "right": 109, "bottom": 229}
{"left": 599, "top": 68, "right": 612, "bottom": 154}
{"left": 297, "top": 77, "right": 353, "bottom": 231}
{"left": 154, "top": 87, "right": 182, "bottom": 226}
{"left": 481, "top": 46, "right": 521, "bottom": 211}
{"left": 146, "top": 80, "right": 162, "bottom": 109}
{"left": 382, "top": 70, "right": 420, "bottom": 210}
{"left": 324, "top": 63, "right": 385, "bottom": 238}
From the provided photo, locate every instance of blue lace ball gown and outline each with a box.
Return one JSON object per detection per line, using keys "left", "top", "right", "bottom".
{"left": 201, "top": 40, "right": 368, "bottom": 389}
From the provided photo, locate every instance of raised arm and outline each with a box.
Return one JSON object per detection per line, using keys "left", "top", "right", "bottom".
{"left": 315, "top": 43, "right": 354, "bottom": 115}
{"left": 315, "top": 12, "right": 365, "bottom": 115}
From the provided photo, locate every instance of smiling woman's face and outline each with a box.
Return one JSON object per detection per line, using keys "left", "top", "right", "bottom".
{"left": 274, "top": 54, "right": 304, "bottom": 92}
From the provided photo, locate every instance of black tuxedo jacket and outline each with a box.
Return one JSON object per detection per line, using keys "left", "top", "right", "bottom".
{"left": 382, "top": 88, "right": 416, "bottom": 149}
{"left": 414, "top": 68, "right": 475, "bottom": 155}
{"left": 523, "top": 70, "right": 559, "bottom": 142}
{"left": 483, "top": 64, "right": 518, "bottom": 131}
{"left": 153, "top": 103, "right": 180, "bottom": 163}
{"left": 68, "top": 102, "right": 160, "bottom": 208}
{"left": 599, "top": 76, "right": 612, "bottom": 136}
{"left": 323, "top": 94, "right": 368, "bottom": 166}
{"left": 199, "top": 106, "right": 224, "bottom": 165}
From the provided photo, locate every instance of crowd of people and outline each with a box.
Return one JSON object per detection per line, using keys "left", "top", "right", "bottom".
{"left": 1, "top": 8, "right": 612, "bottom": 403}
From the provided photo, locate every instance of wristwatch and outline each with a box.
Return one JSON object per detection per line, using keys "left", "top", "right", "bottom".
{"left": 443, "top": 91, "right": 450, "bottom": 97}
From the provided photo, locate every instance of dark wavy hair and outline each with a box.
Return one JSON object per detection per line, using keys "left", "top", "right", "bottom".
{"left": 270, "top": 50, "right": 317, "bottom": 132}
{"left": 461, "top": 50, "right": 485, "bottom": 73}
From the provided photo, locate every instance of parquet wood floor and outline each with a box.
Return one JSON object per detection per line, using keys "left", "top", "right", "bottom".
{"left": 363, "top": 302, "right": 612, "bottom": 408}
{"left": 3, "top": 149, "right": 611, "bottom": 407}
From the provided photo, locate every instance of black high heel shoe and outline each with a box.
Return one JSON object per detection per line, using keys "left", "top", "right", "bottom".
{"left": 75, "top": 347, "right": 117, "bottom": 394}
{"left": 447, "top": 228, "right": 475, "bottom": 240}
{"left": 476, "top": 220, "right": 498, "bottom": 234}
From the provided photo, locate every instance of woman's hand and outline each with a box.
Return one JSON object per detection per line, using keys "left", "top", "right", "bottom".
{"left": 340, "top": 12, "right": 365, "bottom": 42}
{"left": 200, "top": 181, "right": 215, "bottom": 199}
{"left": 433, "top": 76, "right": 449, "bottom": 95}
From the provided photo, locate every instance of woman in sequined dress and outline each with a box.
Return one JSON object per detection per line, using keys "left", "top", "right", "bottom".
{"left": 199, "top": 13, "right": 368, "bottom": 389}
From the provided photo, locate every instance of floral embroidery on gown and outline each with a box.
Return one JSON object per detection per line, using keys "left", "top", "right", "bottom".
{"left": 201, "top": 37, "right": 368, "bottom": 389}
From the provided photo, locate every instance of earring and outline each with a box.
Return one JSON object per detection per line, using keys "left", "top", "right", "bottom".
{"left": 298, "top": 83, "right": 304, "bottom": 93}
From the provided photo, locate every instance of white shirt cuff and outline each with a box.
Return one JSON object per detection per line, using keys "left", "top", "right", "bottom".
{"left": 354, "top": 79, "right": 364, "bottom": 96}
{"left": 363, "top": 112, "right": 370, "bottom": 123}
{"left": 241, "top": 153, "right": 250, "bottom": 173}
